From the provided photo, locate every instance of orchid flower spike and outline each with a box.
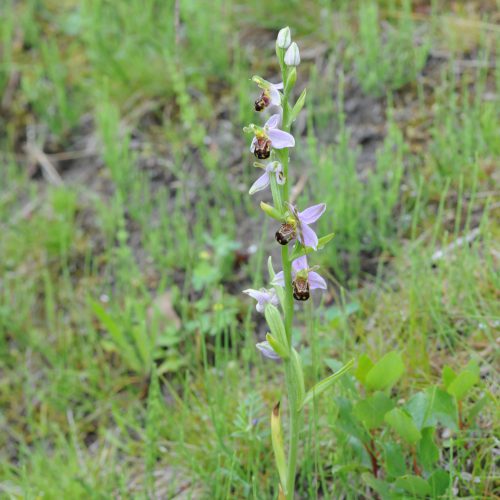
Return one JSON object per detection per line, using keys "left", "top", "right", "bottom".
{"left": 256, "top": 340, "right": 280, "bottom": 360}
{"left": 249, "top": 161, "right": 285, "bottom": 195}
{"left": 275, "top": 202, "right": 326, "bottom": 250}
{"left": 272, "top": 255, "right": 327, "bottom": 301}
{"left": 248, "top": 114, "right": 295, "bottom": 160}
{"left": 243, "top": 287, "right": 279, "bottom": 313}
{"left": 252, "top": 76, "right": 283, "bottom": 112}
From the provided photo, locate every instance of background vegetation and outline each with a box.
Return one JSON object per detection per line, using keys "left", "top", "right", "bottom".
{"left": 0, "top": 0, "right": 498, "bottom": 498}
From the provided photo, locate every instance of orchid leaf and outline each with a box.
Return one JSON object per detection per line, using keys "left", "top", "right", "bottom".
{"left": 266, "top": 332, "right": 289, "bottom": 360}
{"left": 288, "top": 88, "right": 306, "bottom": 125}
{"left": 264, "top": 304, "right": 288, "bottom": 350}
{"left": 300, "top": 359, "right": 354, "bottom": 410}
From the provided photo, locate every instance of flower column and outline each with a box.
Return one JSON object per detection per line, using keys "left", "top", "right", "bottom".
{"left": 243, "top": 27, "right": 352, "bottom": 499}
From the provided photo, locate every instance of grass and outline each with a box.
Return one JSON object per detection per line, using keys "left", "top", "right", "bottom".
{"left": 0, "top": 0, "right": 498, "bottom": 498}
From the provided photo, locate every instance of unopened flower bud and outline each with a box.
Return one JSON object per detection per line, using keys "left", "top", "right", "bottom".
{"left": 276, "top": 27, "right": 291, "bottom": 49}
{"left": 284, "top": 42, "right": 300, "bottom": 66}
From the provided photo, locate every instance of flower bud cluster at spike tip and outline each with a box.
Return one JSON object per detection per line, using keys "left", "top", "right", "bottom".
{"left": 276, "top": 27, "right": 291, "bottom": 49}
{"left": 284, "top": 42, "right": 300, "bottom": 66}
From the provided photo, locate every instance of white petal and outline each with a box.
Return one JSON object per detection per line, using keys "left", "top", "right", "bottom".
{"left": 269, "top": 86, "right": 281, "bottom": 106}
{"left": 249, "top": 172, "right": 271, "bottom": 195}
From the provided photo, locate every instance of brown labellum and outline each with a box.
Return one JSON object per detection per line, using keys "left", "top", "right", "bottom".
{"left": 254, "top": 92, "right": 270, "bottom": 112}
{"left": 254, "top": 137, "right": 271, "bottom": 159}
{"left": 275, "top": 223, "right": 296, "bottom": 245}
{"left": 292, "top": 277, "right": 310, "bottom": 301}
{"left": 253, "top": 137, "right": 271, "bottom": 160}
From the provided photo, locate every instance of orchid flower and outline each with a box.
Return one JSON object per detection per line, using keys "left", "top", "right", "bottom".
{"left": 252, "top": 76, "right": 283, "bottom": 111}
{"left": 256, "top": 340, "right": 280, "bottom": 360}
{"left": 247, "top": 114, "right": 295, "bottom": 160}
{"left": 249, "top": 161, "right": 285, "bottom": 195}
{"left": 272, "top": 255, "right": 327, "bottom": 301}
{"left": 275, "top": 203, "right": 326, "bottom": 250}
{"left": 243, "top": 287, "right": 279, "bottom": 313}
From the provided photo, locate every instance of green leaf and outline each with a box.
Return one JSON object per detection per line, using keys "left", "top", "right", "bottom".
{"left": 383, "top": 442, "right": 406, "bottom": 478}
{"left": 365, "top": 351, "right": 405, "bottom": 391}
{"left": 288, "top": 88, "right": 306, "bottom": 125}
{"left": 288, "top": 233, "right": 335, "bottom": 261}
{"left": 384, "top": 408, "right": 421, "bottom": 444}
{"left": 428, "top": 469, "right": 450, "bottom": 496}
{"left": 418, "top": 427, "right": 439, "bottom": 471}
{"left": 353, "top": 392, "right": 395, "bottom": 429}
{"left": 395, "top": 475, "right": 431, "bottom": 497}
{"left": 266, "top": 332, "right": 289, "bottom": 360}
{"left": 300, "top": 359, "right": 354, "bottom": 410}
{"left": 406, "top": 386, "right": 458, "bottom": 431}
{"left": 447, "top": 368, "right": 480, "bottom": 401}
{"left": 334, "top": 397, "right": 368, "bottom": 442}
{"left": 264, "top": 305, "right": 288, "bottom": 351}
{"left": 290, "top": 348, "right": 305, "bottom": 410}
{"left": 355, "top": 354, "right": 374, "bottom": 385}
{"left": 442, "top": 365, "right": 457, "bottom": 389}
{"left": 361, "top": 473, "right": 392, "bottom": 498}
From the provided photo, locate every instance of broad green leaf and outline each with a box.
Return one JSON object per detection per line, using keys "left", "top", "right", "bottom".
{"left": 355, "top": 354, "right": 373, "bottom": 385}
{"left": 300, "top": 359, "right": 354, "bottom": 410}
{"left": 447, "top": 368, "right": 480, "bottom": 401}
{"left": 384, "top": 408, "right": 421, "bottom": 444}
{"left": 418, "top": 427, "right": 439, "bottom": 471}
{"left": 383, "top": 441, "right": 406, "bottom": 478}
{"left": 362, "top": 473, "right": 392, "bottom": 498}
{"left": 365, "top": 351, "right": 405, "bottom": 391}
{"left": 442, "top": 365, "right": 457, "bottom": 389}
{"left": 395, "top": 475, "right": 431, "bottom": 497}
{"left": 264, "top": 304, "right": 288, "bottom": 350}
{"left": 353, "top": 392, "right": 394, "bottom": 429}
{"left": 406, "top": 386, "right": 458, "bottom": 431}
{"left": 428, "top": 469, "right": 450, "bottom": 496}
{"left": 334, "top": 396, "right": 368, "bottom": 442}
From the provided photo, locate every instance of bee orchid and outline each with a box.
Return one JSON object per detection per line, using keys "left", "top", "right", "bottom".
{"left": 256, "top": 340, "right": 281, "bottom": 360}
{"left": 252, "top": 76, "right": 283, "bottom": 111}
{"left": 272, "top": 255, "right": 327, "bottom": 301}
{"left": 243, "top": 287, "right": 279, "bottom": 313}
{"left": 247, "top": 114, "right": 295, "bottom": 160}
{"left": 275, "top": 203, "right": 326, "bottom": 250}
{"left": 249, "top": 161, "right": 285, "bottom": 195}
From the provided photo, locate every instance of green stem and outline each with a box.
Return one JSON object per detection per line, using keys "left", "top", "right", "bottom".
{"left": 278, "top": 52, "right": 301, "bottom": 500}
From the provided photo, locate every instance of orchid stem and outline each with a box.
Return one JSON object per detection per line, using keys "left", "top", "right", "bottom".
{"left": 280, "top": 82, "right": 300, "bottom": 499}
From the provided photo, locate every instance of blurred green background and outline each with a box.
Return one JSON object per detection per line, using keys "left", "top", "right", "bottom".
{"left": 0, "top": 0, "right": 498, "bottom": 498}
